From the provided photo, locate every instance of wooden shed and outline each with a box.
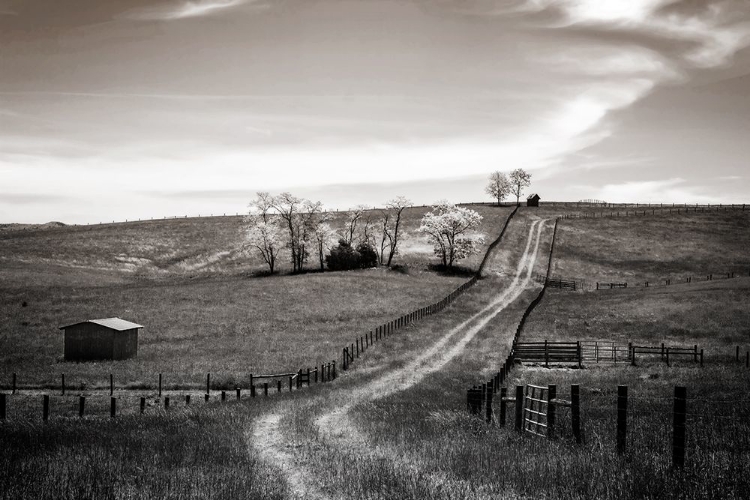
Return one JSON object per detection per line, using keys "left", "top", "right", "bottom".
{"left": 527, "top": 193, "right": 541, "bottom": 207}
{"left": 60, "top": 318, "right": 143, "bottom": 361}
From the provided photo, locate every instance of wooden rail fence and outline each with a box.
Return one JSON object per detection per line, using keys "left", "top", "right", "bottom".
{"left": 511, "top": 341, "right": 582, "bottom": 367}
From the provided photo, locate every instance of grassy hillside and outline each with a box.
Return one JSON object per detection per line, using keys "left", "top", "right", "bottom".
{"left": 0, "top": 204, "right": 512, "bottom": 281}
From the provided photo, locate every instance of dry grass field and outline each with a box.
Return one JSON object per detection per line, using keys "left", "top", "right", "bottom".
{"left": 2, "top": 205, "right": 750, "bottom": 500}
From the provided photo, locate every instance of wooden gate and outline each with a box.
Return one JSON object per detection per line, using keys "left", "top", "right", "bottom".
{"left": 523, "top": 384, "right": 549, "bottom": 437}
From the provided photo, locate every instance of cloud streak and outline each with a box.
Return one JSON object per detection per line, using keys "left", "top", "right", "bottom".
{"left": 120, "top": 0, "right": 263, "bottom": 21}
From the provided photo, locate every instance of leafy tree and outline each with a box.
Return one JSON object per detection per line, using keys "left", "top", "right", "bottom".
{"left": 509, "top": 168, "right": 532, "bottom": 206}
{"left": 485, "top": 171, "right": 511, "bottom": 206}
{"left": 419, "top": 201, "right": 483, "bottom": 268}
{"left": 313, "top": 222, "right": 337, "bottom": 271}
{"left": 244, "top": 192, "right": 284, "bottom": 274}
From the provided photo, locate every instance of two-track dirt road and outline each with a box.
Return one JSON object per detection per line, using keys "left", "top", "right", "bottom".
{"left": 251, "top": 216, "right": 553, "bottom": 499}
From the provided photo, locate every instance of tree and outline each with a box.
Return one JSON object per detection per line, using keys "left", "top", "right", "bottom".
{"left": 343, "top": 205, "right": 368, "bottom": 246}
{"left": 271, "top": 192, "right": 323, "bottom": 273}
{"left": 244, "top": 192, "right": 284, "bottom": 274}
{"left": 312, "top": 222, "right": 337, "bottom": 271}
{"left": 244, "top": 219, "right": 284, "bottom": 274}
{"left": 418, "top": 201, "right": 484, "bottom": 268}
{"left": 509, "top": 168, "right": 532, "bottom": 206}
{"left": 485, "top": 171, "right": 511, "bottom": 206}
{"left": 383, "top": 196, "right": 411, "bottom": 266}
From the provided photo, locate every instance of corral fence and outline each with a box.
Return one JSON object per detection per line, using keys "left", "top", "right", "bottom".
{"left": 579, "top": 340, "right": 632, "bottom": 363}
{"left": 534, "top": 274, "right": 581, "bottom": 291}
{"left": 511, "top": 341, "right": 582, "bottom": 367}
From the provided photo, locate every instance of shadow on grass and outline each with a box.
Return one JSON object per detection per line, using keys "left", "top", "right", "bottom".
{"left": 428, "top": 263, "right": 476, "bottom": 278}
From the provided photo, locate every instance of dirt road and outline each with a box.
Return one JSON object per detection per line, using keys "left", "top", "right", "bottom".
{"left": 251, "top": 218, "right": 551, "bottom": 499}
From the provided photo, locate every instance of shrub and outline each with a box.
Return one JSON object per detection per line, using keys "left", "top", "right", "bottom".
{"left": 325, "top": 240, "right": 361, "bottom": 271}
{"left": 325, "top": 240, "right": 378, "bottom": 271}
{"left": 356, "top": 243, "right": 378, "bottom": 269}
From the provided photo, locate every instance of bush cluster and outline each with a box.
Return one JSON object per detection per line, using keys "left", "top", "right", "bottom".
{"left": 325, "top": 240, "right": 378, "bottom": 271}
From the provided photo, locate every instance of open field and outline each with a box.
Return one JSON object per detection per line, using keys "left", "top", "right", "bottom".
{"left": 538, "top": 210, "right": 750, "bottom": 285}
{"left": 2, "top": 207, "right": 750, "bottom": 499}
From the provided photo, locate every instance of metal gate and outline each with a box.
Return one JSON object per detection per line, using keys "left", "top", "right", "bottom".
{"left": 523, "top": 384, "right": 549, "bottom": 437}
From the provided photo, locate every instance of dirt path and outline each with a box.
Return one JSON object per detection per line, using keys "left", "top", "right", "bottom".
{"left": 250, "top": 219, "right": 550, "bottom": 499}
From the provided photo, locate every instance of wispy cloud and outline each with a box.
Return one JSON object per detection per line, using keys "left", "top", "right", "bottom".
{"left": 120, "top": 0, "right": 265, "bottom": 21}
{"left": 595, "top": 178, "right": 722, "bottom": 204}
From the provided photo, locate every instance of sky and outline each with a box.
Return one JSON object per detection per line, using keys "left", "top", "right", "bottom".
{"left": 1, "top": 0, "right": 750, "bottom": 224}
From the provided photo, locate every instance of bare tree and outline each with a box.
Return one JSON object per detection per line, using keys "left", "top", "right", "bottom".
{"left": 343, "top": 205, "right": 368, "bottom": 246}
{"left": 509, "top": 168, "right": 532, "bottom": 206}
{"left": 377, "top": 210, "right": 391, "bottom": 265}
{"left": 384, "top": 196, "right": 411, "bottom": 266}
{"left": 271, "top": 193, "right": 322, "bottom": 273}
{"left": 485, "top": 171, "right": 511, "bottom": 206}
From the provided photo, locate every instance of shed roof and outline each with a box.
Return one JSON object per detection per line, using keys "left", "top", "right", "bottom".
{"left": 59, "top": 317, "right": 144, "bottom": 331}
{"left": 527, "top": 193, "right": 540, "bottom": 200}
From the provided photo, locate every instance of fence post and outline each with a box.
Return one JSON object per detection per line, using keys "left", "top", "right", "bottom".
{"left": 666, "top": 347, "right": 670, "bottom": 367}
{"left": 205, "top": 394, "right": 209, "bottom": 402}
{"left": 264, "top": 382, "right": 268, "bottom": 396}
{"left": 110, "top": 374, "right": 114, "bottom": 396}
{"left": 110, "top": 397, "right": 116, "bottom": 418}
{"left": 577, "top": 341, "right": 582, "bottom": 368}
{"left": 289, "top": 376, "right": 293, "bottom": 392}
{"left": 673, "top": 386, "right": 687, "bottom": 468}
{"left": 140, "top": 397, "right": 146, "bottom": 414}
{"left": 499, "top": 387, "right": 507, "bottom": 426}
{"left": 236, "top": 388, "right": 241, "bottom": 400}
{"left": 486, "top": 380, "right": 494, "bottom": 424}
{"left": 186, "top": 395, "right": 191, "bottom": 405}
{"left": 547, "top": 384, "right": 556, "bottom": 439}
{"left": 276, "top": 381, "right": 281, "bottom": 394}
{"left": 571, "top": 384, "right": 581, "bottom": 444}
{"left": 545, "top": 339, "right": 549, "bottom": 368}
{"left": 159, "top": 373, "right": 162, "bottom": 398}
{"left": 78, "top": 396, "right": 85, "bottom": 418}
{"left": 43, "top": 394, "right": 49, "bottom": 421}
{"left": 61, "top": 374, "right": 65, "bottom": 395}
{"left": 207, "top": 373, "right": 211, "bottom": 395}
{"left": 251, "top": 384, "right": 256, "bottom": 398}
{"left": 332, "top": 361, "right": 336, "bottom": 380}
{"left": 617, "top": 385, "right": 627, "bottom": 454}
{"left": 164, "top": 397, "right": 170, "bottom": 410}
{"left": 0, "top": 393, "right": 5, "bottom": 420}
{"left": 11, "top": 373, "right": 16, "bottom": 395}
{"left": 515, "top": 385, "right": 524, "bottom": 432}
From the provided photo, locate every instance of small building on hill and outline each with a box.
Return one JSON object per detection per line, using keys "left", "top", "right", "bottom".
{"left": 60, "top": 318, "right": 143, "bottom": 361}
{"left": 527, "top": 194, "right": 541, "bottom": 207}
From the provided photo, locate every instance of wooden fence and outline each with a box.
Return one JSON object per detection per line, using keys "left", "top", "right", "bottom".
{"left": 594, "top": 270, "right": 750, "bottom": 292}
{"left": 579, "top": 340, "right": 632, "bottom": 363}
{"left": 467, "top": 383, "right": 697, "bottom": 468}
{"left": 467, "top": 383, "right": 581, "bottom": 443}
{"left": 512, "top": 341, "right": 582, "bottom": 367}
{"left": 560, "top": 203, "right": 747, "bottom": 220}
{"left": 535, "top": 274, "right": 579, "bottom": 291}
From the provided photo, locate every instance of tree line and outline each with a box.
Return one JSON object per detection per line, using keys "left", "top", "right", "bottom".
{"left": 244, "top": 194, "right": 484, "bottom": 274}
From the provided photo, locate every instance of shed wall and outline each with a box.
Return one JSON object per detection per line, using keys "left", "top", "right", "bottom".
{"left": 112, "top": 329, "right": 138, "bottom": 360}
{"left": 64, "top": 324, "right": 114, "bottom": 360}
